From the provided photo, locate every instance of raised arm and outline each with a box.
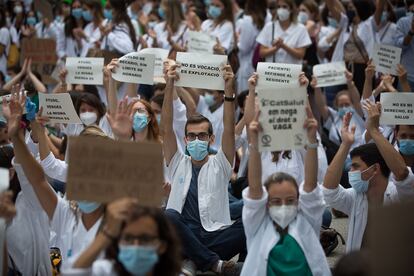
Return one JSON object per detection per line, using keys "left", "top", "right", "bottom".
{"left": 244, "top": 73, "right": 258, "bottom": 126}
{"left": 310, "top": 76, "right": 329, "bottom": 121}
{"left": 363, "top": 100, "right": 409, "bottom": 181}
{"left": 161, "top": 64, "right": 179, "bottom": 165}
{"left": 323, "top": 113, "right": 355, "bottom": 189}
{"left": 345, "top": 70, "right": 364, "bottom": 118}
{"left": 3, "top": 59, "right": 28, "bottom": 91}
{"left": 27, "top": 59, "right": 47, "bottom": 93}
{"left": 4, "top": 92, "right": 57, "bottom": 220}
{"left": 247, "top": 111, "right": 263, "bottom": 199}
{"left": 304, "top": 107, "right": 319, "bottom": 192}
{"left": 222, "top": 65, "right": 236, "bottom": 164}
{"left": 396, "top": 64, "right": 411, "bottom": 92}
{"left": 374, "top": 0, "right": 386, "bottom": 26}
{"left": 30, "top": 111, "right": 52, "bottom": 161}
{"left": 362, "top": 60, "right": 375, "bottom": 100}
{"left": 105, "top": 59, "right": 120, "bottom": 115}
{"left": 176, "top": 87, "right": 197, "bottom": 117}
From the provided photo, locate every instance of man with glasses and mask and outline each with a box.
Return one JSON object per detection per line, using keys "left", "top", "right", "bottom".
{"left": 162, "top": 63, "right": 246, "bottom": 276}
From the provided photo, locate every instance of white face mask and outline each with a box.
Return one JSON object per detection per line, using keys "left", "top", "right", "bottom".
{"left": 277, "top": 8, "right": 290, "bottom": 22}
{"left": 14, "top": 6, "right": 23, "bottom": 14}
{"left": 80, "top": 112, "right": 97, "bottom": 126}
{"left": 297, "top": 11, "right": 309, "bottom": 24}
{"left": 269, "top": 205, "right": 298, "bottom": 229}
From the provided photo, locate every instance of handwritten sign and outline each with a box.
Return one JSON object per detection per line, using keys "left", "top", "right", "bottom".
{"left": 313, "top": 62, "right": 347, "bottom": 87}
{"left": 187, "top": 31, "right": 216, "bottom": 54}
{"left": 372, "top": 43, "right": 402, "bottom": 75}
{"left": 39, "top": 93, "right": 82, "bottom": 124}
{"left": 258, "top": 87, "right": 307, "bottom": 151}
{"left": 176, "top": 52, "right": 227, "bottom": 90}
{"left": 256, "top": 62, "right": 301, "bottom": 89}
{"left": 380, "top": 92, "right": 414, "bottom": 125}
{"left": 66, "top": 57, "right": 104, "bottom": 85}
{"left": 112, "top": 52, "right": 155, "bottom": 85}
{"left": 66, "top": 137, "right": 164, "bottom": 206}
{"left": 20, "top": 38, "right": 58, "bottom": 84}
{"left": 139, "top": 48, "right": 169, "bottom": 83}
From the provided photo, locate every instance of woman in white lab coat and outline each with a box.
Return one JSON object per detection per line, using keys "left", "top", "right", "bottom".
{"left": 240, "top": 107, "right": 330, "bottom": 276}
{"left": 201, "top": 0, "right": 234, "bottom": 54}
{"left": 79, "top": 0, "right": 105, "bottom": 57}
{"left": 236, "top": 0, "right": 267, "bottom": 92}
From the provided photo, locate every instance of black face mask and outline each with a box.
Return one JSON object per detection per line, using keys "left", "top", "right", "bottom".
{"left": 347, "top": 9, "right": 356, "bottom": 23}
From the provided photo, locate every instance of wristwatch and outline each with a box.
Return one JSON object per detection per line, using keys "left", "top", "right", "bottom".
{"left": 224, "top": 95, "right": 236, "bottom": 102}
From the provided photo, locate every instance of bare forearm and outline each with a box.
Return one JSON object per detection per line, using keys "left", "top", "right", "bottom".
{"left": 73, "top": 233, "right": 111, "bottom": 268}
{"left": 281, "top": 45, "right": 305, "bottom": 60}
{"left": 161, "top": 79, "right": 177, "bottom": 164}
{"left": 3, "top": 73, "right": 23, "bottom": 91}
{"left": 362, "top": 75, "right": 373, "bottom": 100}
{"left": 314, "top": 87, "right": 329, "bottom": 120}
{"left": 347, "top": 81, "right": 364, "bottom": 117}
{"left": 177, "top": 88, "right": 196, "bottom": 116}
{"left": 323, "top": 143, "right": 350, "bottom": 189}
{"left": 222, "top": 99, "right": 235, "bottom": 163}
{"left": 235, "top": 117, "right": 245, "bottom": 136}
{"left": 29, "top": 72, "right": 47, "bottom": 93}
{"left": 304, "top": 144, "right": 318, "bottom": 192}
{"left": 247, "top": 136, "right": 263, "bottom": 199}
{"left": 107, "top": 78, "right": 118, "bottom": 115}
{"left": 259, "top": 45, "right": 277, "bottom": 58}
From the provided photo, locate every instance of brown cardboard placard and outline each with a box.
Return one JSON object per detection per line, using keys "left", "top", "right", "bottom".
{"left": 66, "top": 136, "right": 164, "bottom": 206}
{"left": 368, "top": 201, "right": 414, "bottom": 276}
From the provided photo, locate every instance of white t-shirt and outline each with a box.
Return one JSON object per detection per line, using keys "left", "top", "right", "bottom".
{"left": 369, "top": 16, "right": 398, "bottom": 46}
{"left": 256, "top": 20, "right": 311, "bottom": 64}
{"left": 81, "top": 22, "right": 104, "bottom": 57}
{"left": 0, "top": 27, "right": 11, "bottom": 75}
{"left": 201, "top": 19, "right": 234, "bottom": 52}
{"left": 153, "top": 21, "right": 188, "bottom": 50}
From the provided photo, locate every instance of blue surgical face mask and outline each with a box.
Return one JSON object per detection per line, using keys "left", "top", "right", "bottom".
{"left": 204, "top": 0, "right": 212, "bottom": 6}
{"left": 337, "top": 106, "right": 354, "bottom": 118}
{"left": 55, "top": 15, "right": 62, "bottom": 23}
{"left": 348, "top": 165, "right": 375, "bottom": 193}
{"left": 82, "top": 10, "right": 93, "bottom": 22}
{"left": 37, "top": 11, "right": 43, "bottom": 20}
{"left": 4, "top": 75, "right": 11, "bottom": 83}
{"left": 327, "top": 17, "right": 338, "bottom": 28}
{"left": 148, "top": 21, "right": 157, "bottom": 29}
{"left": 133, "top": 112, "right": 149, "bottom": 133}
{"left": 118, "top": 245, "right": 159, "bottom": 276}
{"left": 156, "top": 114, "right": 161, "bottom": 125}
{"left": 208, "top": 5, "right": 222, "bottom": 19}
{"left": 399, "top": 139, "right": 414, "bottom": 156}
{"left": 104, "top": 9, "right": 112, "bottom": 20}
{"left": 72, "top": 8, "right": 83, "bottom": 20}
{"left": 27, "top": 16, "right": 37, "bottom": 26}
{"left": 181, "top": 3, "right": 187, "bottom": 14}
{"left": 77, "top": 201, "right": 101, "bottom": 214}
{"left": 381, "top": 11, "right": 388, "bottom": 24}
{"left": 204, "top": 94, "right": 216, "bottom": 107}
{"left": 158, "top": 6, "right": 166, "bottom": 20}
{"left": 187, "top": 139, "right": 209, "bottom": 161}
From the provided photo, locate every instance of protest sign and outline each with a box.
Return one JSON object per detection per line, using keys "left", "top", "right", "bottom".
{"left": 20, "top": 38, "right": 58, "bottom": 84}
{"left": 66, "top": 57, "right": 104, "bottom": 85}
{"left": 176, "top": 52, "right": 227, "bottom": 90}
{"left": 313, "top": 62, "right": 347, "bottom": 87}
{"left": 256, "top": 62, "right": 301, "bottom": 89}
{"left": 187, "top": 31, "right": 216, "bottom": 54}
{"left": 372, "top": 43, "right": 402, "bottom": 75}
{"left": 380, "top": 92, "right": 414, "bottom": 125}
{"left": 112, "top": 52, "right": 155, "bottom": 85}
{"left": 139, "top": 48, "right": 169, "bottom": 83}
{"left": 258, "top": 87, "right": 307, "bottom": 151}
{"left": 66, "top": 137, "right": 164, "bottom": 206}
{"left": 39, "top": 93, "right": 82, "bottom": 124}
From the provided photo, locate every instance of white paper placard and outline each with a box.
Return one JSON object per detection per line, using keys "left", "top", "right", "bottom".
{"left": 66, "top": 57, "right": 104, "bottom": 85}
{"left": 313, "top": 61, "right": 347, "bottom": 87}
{"left": 380, "top": 92, "right": 414, "bottom": 125}
{"left": 176, "top": 52, "right": 227, "bottom": 90}
{"left": 39, "top": 93, "right": 82, "bottom": 124}
{"left": 258, "top": 87, "right": 307, "bottom": 152}
{"left": 139, "top": 48, "right": 169, "bottom": 83}
{"left": 0, "top": 168, "right": 9, "bottom": 193}
{"left": 112, "top": 52, "right": 155, "bottom": 85}
{"left": 257, "top": 62, "right": 302, "bottom": 89}
{"left": 187, "top": 31, "right": 216, "bottom": 54}
{"left": 372, "top": 43, "right": 402, "bottom": 75}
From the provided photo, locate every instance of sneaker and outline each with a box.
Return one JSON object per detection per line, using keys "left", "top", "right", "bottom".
{"left": 182, "top": 259, "right": 197, "bottom": 276}
{"left": 221, "top": 261, "right": 244, "bottom": 276}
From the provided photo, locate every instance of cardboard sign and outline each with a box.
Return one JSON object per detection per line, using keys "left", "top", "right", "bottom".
{"left": 313, "top": 62, "right": 347, "bottom": 87}
{"left": 112, "top": 52, "right": 155, "bottom": 85}
{"left": 372, "top": 43, "right": 402, "bottom": 75}
{"left": 187, "top": 31, "right": 216, "bottom": 54}
{"left": 258, "top": 87, "right": 307, "bottom": 152}
{"left": 176, "top": 52, "right": 227, "bottom": 90}
{"left": 380, "top": 92, "right": 414, "bottom": 125}
{"left": 66, "top": 57, "right": 104, "bottom": 85}
{"left": 256, "top": 63, "right": 302, "bottom": 89}
{"left": 20, "top": 38, "right": 58, "bottom": 84}
{"left": 139, "top": 48, "right": 169, "bottom": 83}
{"left": 66, "top": 137, "right": 164, "bottom": 206}
{"left": 39, "top": 93, "right": 82, "bottom": 124}
{"left": 368, "top": 201, "right": 414, "bottom": 276}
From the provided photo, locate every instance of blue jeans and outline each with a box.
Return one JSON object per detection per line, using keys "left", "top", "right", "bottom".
{"left": 322, "top": 208, "right": 332, "bottom": 228}
{"left": 165, "top": 209, "right": 246, "bottom": 271}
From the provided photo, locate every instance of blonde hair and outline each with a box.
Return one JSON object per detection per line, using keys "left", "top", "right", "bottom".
{"left": 79, "top": 125, "right": 111, "bottom": 140}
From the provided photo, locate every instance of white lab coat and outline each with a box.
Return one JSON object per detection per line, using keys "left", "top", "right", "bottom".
{"left": 81, "top": 22, "right": 104, "bottom": 57}
{"left": 101, "top": 23, "right": 134, "bottom": 55}
{"left": 323, "top": 168, "right": 414, "bottom": 252}
{"left": 153, "top": 21, "right": 188, "bottom": 50}
{"left": 256, "top": 20, "right": 311, "bottom": 64}
{"left": 41, "top": 152, "right": 68, "bottom": 183}
{"left": 369, "top": 16, "right": 397, "bottom": 46}
{"left": 166, "top": 149, "right": 232, "bottom": 232}
{"left": 241, "top": 185, "right": 330, "bottom": 276}
{"left": 62, "top": 259, "right": 118, "bottom": 276}
{"left": 6, "top": 161, "right": 51, "bottom": 275}
{"left": 201, "top": 20, "right": 234, "bottom": 52}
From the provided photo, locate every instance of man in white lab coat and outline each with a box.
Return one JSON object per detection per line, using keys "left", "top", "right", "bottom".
{"left": 323, "top": 103, "right": 414, "bottom": 252}
{"left": 162, "top": 64, "right": 245, "bottom": 275}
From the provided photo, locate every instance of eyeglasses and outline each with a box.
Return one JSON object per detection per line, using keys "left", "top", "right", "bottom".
{"left": 119, "top": 234, "right": 160, "bottom": 246}
{"left": 268, "top": 197, "right": 298, "bottom": 206}
{"left": 186, "top": 132, "right": 210, "bottom": 141}
{"left": 135, "top": 108, "right": 147, "bottom": 114}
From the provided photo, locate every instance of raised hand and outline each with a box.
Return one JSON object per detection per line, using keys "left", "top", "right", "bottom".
{"left": 6, "top": 86, "right": 26, "bottom": 138}
{"left": 304, "top": 106, "right": 318, "bottom": 143}
{"left": 299, "top": 72, "right": 309, "bottom": 87}
{"left": 107, "top": 97, "right": 137, "bottom": 140}
{"left": 396, "top": 64, "right": 407, "bottom": 82}
{"left": 104, "top": 58, "right": 119, "bottom": 79}
{"left": 223, "top": 64, "right": 235, "bottom": 95}
{"left": 362, "top": 100, "right": 381, "bottom": 134}
{"left": 310, "top": 76, "right": 318, "bottom": 88}
{"left": 365, "top": 59, "right": 376, "bottom": 80}
{"left": 248, "top": 109, "right": 261, "bottom": 145}
{"left": 345, "top": 69, "right": 353, "bottom": 84}
{"left": 248, "top": 73, "right": 258, "bottom": 91}
{"left": 213, "top": 38, "right": 225, "bottom": 55}
{"left": 340, "top": 112, "right": 356, "bottom": 146}
{"left": 104, "top": 197, "right": 139, "bottom": 238}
